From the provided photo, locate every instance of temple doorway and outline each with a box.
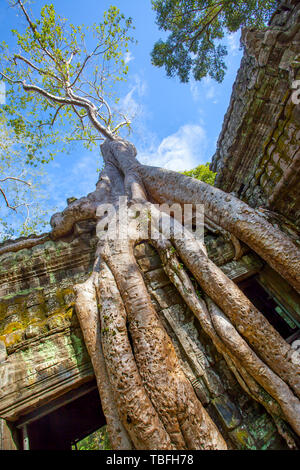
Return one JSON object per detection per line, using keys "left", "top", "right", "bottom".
{"left": 238, "top": 276, "right": 300, "bottom": 343}
{"left": 16, "top": 380, "right": 106, "bottom": 450}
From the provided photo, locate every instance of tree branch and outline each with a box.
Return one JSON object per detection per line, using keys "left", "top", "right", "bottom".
{"left": 16, "top": 0, "right": 56, "bottom": 64}
{"left": 14, "top": 54, "right": 62, "bottom": 83}
{"left": 22, "top": 81, "right": 114, "bottom": 140}
{"left": 0, "top": 177, "right": 32, "bottom": 212}
{"left": 69, "top": 43, "right": 103, "bottom": 88}
{"left": 189, "top": 6, "right": 224, "bottom": 51}
{"left": 0, "top": 187, "right": 17, "bottom": 211}
{"left": 0, "top": 176, "right": 31, "bottom": 185}
{"left": 51, "top": 103, "right": 65, "bottom": 126}
{"left": 0, "top": 71, "right": 23, "bottom": 85}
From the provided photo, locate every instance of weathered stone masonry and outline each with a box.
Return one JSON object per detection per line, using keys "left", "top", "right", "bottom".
{"left": 1, "top": 0, "right": 300, "bottom": 450}
{"left": 211, "top": 0, "right": 300, "bottom": 234}
{"left": 1, "top": 218, "right": 298, "bottom": 449}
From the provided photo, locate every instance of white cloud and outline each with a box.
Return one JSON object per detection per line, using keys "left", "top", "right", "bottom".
{"left": 124, "top": 51, "right": 134, "bottom": 64}
{"left": 190, "top": 76, "right": 219, "bottom": 104}
{"left": 119, "top": 74, "right": 147, "bottom": 120}
{"left": 202, "top": 76, "right": 217, "bottom": 103}
{"left": 227, "top": 31, "right": 241, "bottom": 56}
{"left": 190, "top": 78, "right": 200, "bottom": 102}
{"left": 120, "top": 87, "right": 142, "bottom": 119}
{"left": 138, "top": 124, "right": 208, "bottom": 172}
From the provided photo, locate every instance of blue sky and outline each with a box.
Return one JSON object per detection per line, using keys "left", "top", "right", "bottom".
{"left": 0, "top": 0, "right": 243, "bottom": 228}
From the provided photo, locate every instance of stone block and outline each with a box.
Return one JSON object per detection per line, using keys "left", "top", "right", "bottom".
{"left": 4, "top": 329, "right": 25, "bottom": 350}
{"left": 0, "top": 341, "right": 7, "bottom": 363}
{"left": 25, "top": 324, "right": 46, "bottom": 339}
{"left": 134, "top": 243, "right": 156, "bottom": 259}
{"left": 258, "top": 46, "right": 271, "bottom": 67}
{"left": 151, "top": 286, "right": 182, "bottom": 309}
{"left": 47, "top": 315, "right": 69, "bottom": 330}
{"left": 5, "top": 305, "right": 19, "bottom": 317}
{"left": 27, "top": 304, "right": 45, "bottom": 321}
{"left": 63, "top": 291, "right": 76, "bottom": 306}
{"left": 203, "top": 368, "right": 224, "bottom": 397}
{"left": 263, "top": 30, "right": 279, "bottom": 47}
{"left": 145, "top": 268, "right": 170, "bottom": 290}
{"left": 212, "top": 395, "right": 241, "bottom": 430}
{"left": 44, "top": 295, "right": 61, "bottom": 316}
{"left": 0, "top": 329, "right": 93, "bottom": 421}
{"left": 214, "top": 359, "right": 240, "bottom": 393}
{"left": 26, "top": 291, "right": 44, "bottom": 308}
{"left": 151, "top": 288, "right": 171, "bottom": 309}
{"left": 2, "top": 313, "right": 21, "bottom": 331}
{"left": 137, "top": 255, "right": 162, "bottom": 272}
{"left": 190, "top": 376, "right": 210, "bottom": 406}
{"left": 0, "top": 419, "right": 18, "bottom": 450}
{"left": 279, "top": 49, "right": 297, "bottom": 70}
{"left": 247, "top": 413, "right": 277, "bottom": 448}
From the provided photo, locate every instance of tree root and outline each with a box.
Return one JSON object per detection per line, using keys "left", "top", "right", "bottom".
{"left": 44, "top": 137, "right": 300, "bottom": 448}
{"left": 170, "top": 235, "right": 300, "bottom": 399}
{"left": 0, "top": 233, "right": 50, "bottom": 257}
{"left": 204, "top": 217, "right": 244, "bottom": 260}
{"left": 96, "top": 261, "right": 174, "bottom": 450}
{"left": 101, "top": 239, "right": 227, "bottom": 450}
{"left": 138, "top": 164, "right": 300, "bottom": 293}
{"left": 74, "top": 273, "right": 133, "bottom": 450}
{"left": 152, "top": 237, "right": 300, "bottom": 437}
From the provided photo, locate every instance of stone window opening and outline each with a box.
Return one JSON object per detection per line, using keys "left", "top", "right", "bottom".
{"left": 238, "top": 276, "right": 300, "bottom": 343}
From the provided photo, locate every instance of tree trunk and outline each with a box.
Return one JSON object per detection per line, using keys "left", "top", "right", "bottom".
{"left": 48, "top": 137, "right": 300, "bottom": 450}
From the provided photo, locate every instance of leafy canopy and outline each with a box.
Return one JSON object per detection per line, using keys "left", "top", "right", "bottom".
{"left": 0, "top": 0, "right": 136, "bottom": 165}
{"left": 0, "top": 0, "right": 135, "bottom": 239}
{"left": 181, "top": 162, "right": 216, "bottom": 185}
{"left": 151, "top": 0, "right": 278, "bottom": 83}
{"left": 0, "top": 112, "right": 52, "bottom": 240}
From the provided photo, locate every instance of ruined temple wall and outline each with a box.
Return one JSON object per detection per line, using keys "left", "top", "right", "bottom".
{"left": 0, "top": 229, "right": 97, "bottom": 425}
{"left": 211, "top": 0, "right": 300, "bottom": 229}
{"left": 0, "top": 220, "right": 289, "bottom": 449}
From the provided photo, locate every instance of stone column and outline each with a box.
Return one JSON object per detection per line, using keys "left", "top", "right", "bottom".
{"left": 0, "top": 418, "right": 19, "bottom": 450}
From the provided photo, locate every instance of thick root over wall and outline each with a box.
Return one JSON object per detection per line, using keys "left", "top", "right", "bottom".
{"left": 50, "top": 137, "right": 300, "bottom": 449}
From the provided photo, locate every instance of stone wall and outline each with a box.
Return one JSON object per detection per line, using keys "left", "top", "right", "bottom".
{"left": 211, "top": 0, "right": 300, "bottom": 231}
{"left": 0, "top": 419, "right": 18, "bottom": 450}
{"left": 0, "top": 225, "right": 97, "bottom": 424}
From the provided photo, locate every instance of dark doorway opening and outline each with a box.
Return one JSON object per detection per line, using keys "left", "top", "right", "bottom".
{"left": 17, "top": 381, "right": 106, "bottom": 450}
{"left": 238, "top": 277, "right": 300, "bottom": 341}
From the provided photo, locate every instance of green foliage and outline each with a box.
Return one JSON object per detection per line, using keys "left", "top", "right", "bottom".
{"left": 1, "top": 1, "right": 136, "bottom": 163}
{"left": 0, "top": 1, "right": 136, "bottom": 239}
{"left": 181, "top": 162, "right": 216, "bottom": 185}
{"left": 151, "top": 0, "right": 278, "bottom": 83}
{"left": 0, "top": 112, "right": 52, "bottom": 241}
{"left": 72, "top": 425, "right": 111, "bottom": 451}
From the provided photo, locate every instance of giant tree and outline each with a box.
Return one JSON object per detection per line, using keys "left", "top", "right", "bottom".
{"left": 1, "top": 0, "right": 300, "bottom": 450}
